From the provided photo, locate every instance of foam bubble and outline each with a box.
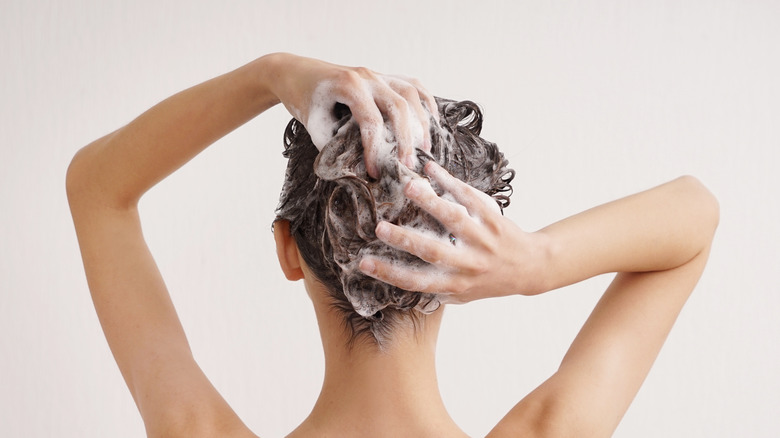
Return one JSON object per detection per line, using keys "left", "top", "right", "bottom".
{"left": 305, "top": 77, "right": 427, "bottom": 154}
{"left": 361, "top": 251, "right": 453, "bottom": 295}
{"left": 313, "top": 104, "right": 445, "bottom": 317}
{"left": 306, "top": 81, "right": 340, "bottom": 150}
{"left": 308, "top": 95, "right": 509, "bottom": 318}
{"left": 439, "top": 184, "right": 502, "bottom": 225}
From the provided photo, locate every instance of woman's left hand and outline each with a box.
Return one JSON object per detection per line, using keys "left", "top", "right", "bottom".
{"left": 358, "top": 161, "right": 550, "bottom": 303}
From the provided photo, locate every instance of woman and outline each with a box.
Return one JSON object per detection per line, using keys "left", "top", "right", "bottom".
{"left": 67, "top": 52, "right": 719, "bottom": 437}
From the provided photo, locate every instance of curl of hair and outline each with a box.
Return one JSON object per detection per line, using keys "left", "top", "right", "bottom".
{"left": 275, "top": 97, "right": 514, "bottom": 348}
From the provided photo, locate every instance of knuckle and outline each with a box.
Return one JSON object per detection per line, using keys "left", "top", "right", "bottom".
{"left": 353, "top": 66, "right": 375, "bottom": 78}
{"left": 450, "top": 277, "right": 468, "bottom": 295}
{"left": 419, "top": 192, "right": 441, "bottom": 211}
{"left": 395, "top": 82, "right": 418, "bottom": 99}
{"left": 438, "top": 209, "right": 458, "bottom": 227}
{"left": 484, "top": 217, "right": 503, "bottom": 235}
{"left": 445, "top": 203, "right": 468, "bottom": 222}
{"left": 397, "top": 233, "right": 414, "bottom": 250}
{"left": 419, "top": 245, "right": 443, "bottom": 264}
{"left": 389, "top": 95, "right": 410, "bottom": 115}
{"left": 471, "top": 258, "right": 489, "bottom": 274}
{"left": 336, "top": 69, "right": 363, "bottom": 88}
{"left": 448, "top": 216, "right": 468, "bottom": 235}
{"left": 408, "top": 77, "right": 424, "bottom": 88}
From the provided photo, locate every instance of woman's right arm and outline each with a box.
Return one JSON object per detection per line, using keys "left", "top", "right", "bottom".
{"left": 67, "top": 53, "right": 435, "bottom": 437}
{"left": 360, "top": 162, "right": 719, "bottom": 437}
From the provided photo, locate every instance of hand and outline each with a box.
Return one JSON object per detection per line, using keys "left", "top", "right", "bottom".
{"left": 358, "top": 161, "right": 550, "bottom": 303}
{"left": 266, "top": 53, "right": 438, "bottom": 178}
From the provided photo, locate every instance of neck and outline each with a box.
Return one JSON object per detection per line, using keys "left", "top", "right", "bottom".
{"left": 289, "top": 292, "right": 465, "bottom": 438}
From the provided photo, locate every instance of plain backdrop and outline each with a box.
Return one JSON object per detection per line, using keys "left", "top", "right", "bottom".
{"left": 1, "top": 0, "right": 779, "bottom": 436}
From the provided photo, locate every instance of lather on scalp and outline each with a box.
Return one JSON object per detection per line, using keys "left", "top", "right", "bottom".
{"left": 275, "top": 97, "right": 514, "bottom": 347}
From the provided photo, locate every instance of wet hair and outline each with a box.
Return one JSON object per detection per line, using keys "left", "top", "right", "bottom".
{"left": 275, "top": 97, "right": 514, "bottom": 348}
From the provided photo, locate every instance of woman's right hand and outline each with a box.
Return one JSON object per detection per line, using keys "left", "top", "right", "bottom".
{"left": 358, "top": 160, "right": 552, "bottom": 303}
{"left": 264, "top": 53, "right": 438, "bottom": 178}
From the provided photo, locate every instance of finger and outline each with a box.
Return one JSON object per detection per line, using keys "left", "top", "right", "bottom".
{"left": 370, "top": 80, "right": 415, "bottom": 168}
{"left": 375, "top": 221, "right": 461, "bottom": 266}
{"left": 424, "top": 161, "right": 500, "bottom": 223}
{"left": 338, "top": 83, "right": 385, "bottom": 178}
{"left": 358, "top": 256, "right": 454, "bottom": 294}
{"left": 403, "top": 178, "right": 484, "bottom": 242}
{"left": 385, "top": 76, "right": 431, "bottom": 153}
{"left": 391, "top": 74, "right": 439, "bottom": 125}
{"left": 359, "top": 121, "right": 382, "bottom": 179}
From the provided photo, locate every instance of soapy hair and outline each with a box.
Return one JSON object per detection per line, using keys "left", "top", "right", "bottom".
{"left": 275, "top": 97, "right": 514, "bottom": 348}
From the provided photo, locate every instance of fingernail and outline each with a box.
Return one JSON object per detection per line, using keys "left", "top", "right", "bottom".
{"left": 405, "top": 179, "right": 421, "bottom": 197}
{"left": 375, "top": 221, "right": 389, "bottom": 239}
{"left": 367, "top": 163, "right": 378, "bottom": 179}
{"left": 359, "top": 258, "right": 376, "bottom": 274}
{"left": 425, "top": 161, "right": 439, "bottom": 176}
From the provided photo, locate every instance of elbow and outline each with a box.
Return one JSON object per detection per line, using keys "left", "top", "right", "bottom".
{"left": 66, "top": 134, "right": 139, "bottom": 212}
{"left": 65, "top": 143, "right": 118, "bottom": 213}
{"left": 65, "top": 146, "right": 90, "bottom": 209}
{"left": 678, "top": 175, "right": 720, "bottom": 240}
{"left": 66, "top": 145, "right": 112, "bottom": 212}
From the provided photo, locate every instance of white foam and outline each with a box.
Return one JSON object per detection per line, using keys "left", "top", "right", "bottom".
{"left": 361, "top": 251, "right": 455, "bottom": 298}
{"left": 440, "top": 185, "right": 502, "bottom": 221}
{"left": 310, "top": 92, "right": 504, "bottom": 313}
{"left": 306, "top": 81, "right": 341, "bottom": 150}
{"left": 305, "top": 77, "right": 426, "bottom": 154}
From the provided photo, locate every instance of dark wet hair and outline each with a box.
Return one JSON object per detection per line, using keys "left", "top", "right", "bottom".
{"left": 275, "top": 97, "right": 514, "bottom": 348}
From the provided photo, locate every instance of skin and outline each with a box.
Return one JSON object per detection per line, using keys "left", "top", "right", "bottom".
{"left": 359, "top": 164, "right": 719, "bottom": 437}
{"left": 67, "top": 52, "right": 719, "bottom": 437}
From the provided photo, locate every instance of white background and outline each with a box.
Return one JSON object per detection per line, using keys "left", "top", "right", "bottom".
{"left": 1, "top": 0, "right": 779, "bottom": 436}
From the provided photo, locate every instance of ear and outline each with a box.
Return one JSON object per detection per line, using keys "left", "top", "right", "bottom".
{"left": 273, "top": 220, "right": 304, "bottom": 281}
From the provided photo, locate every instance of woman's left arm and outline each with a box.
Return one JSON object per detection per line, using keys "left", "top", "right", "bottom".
{"left": 67, "top": 53, "right": 435, "bottom": 437}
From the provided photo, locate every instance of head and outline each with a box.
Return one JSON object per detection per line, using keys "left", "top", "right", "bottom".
{"left": 274, "top": 97, "right": 514, "bottom": 349}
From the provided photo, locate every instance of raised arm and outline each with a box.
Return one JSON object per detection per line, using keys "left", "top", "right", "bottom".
{"left": 66, "top": 53, "right": 435, "bottom": 437}
{"left": 360, "top": 161, "right": 719, "bottom": 437}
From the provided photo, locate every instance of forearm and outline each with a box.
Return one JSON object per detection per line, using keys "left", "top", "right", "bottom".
{"left": 536, "top": 175, "right": 719, "bottom": 293}
{"left": 67, "top": 53, "right": 285, "bottom": 209}
{"left": 491, "top": 178, "right": 718, "bottom": 437}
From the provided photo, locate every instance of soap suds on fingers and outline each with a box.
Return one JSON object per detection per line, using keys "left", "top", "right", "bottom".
{"left": 305, "top": 78, "right": 426, "bottom": 156}
{"left": 315, "top": 107, "right": 445, "bottom": 317}
{"left": 306, "top": 81, "right": 365, "bottom": 150}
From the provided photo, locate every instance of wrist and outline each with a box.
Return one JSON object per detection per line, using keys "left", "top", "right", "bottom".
{"left": 526, "top": 229, "right": 557, "bottom": 295}
{"left": 245, "top": 53, "right": 287, "bottom": 112}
